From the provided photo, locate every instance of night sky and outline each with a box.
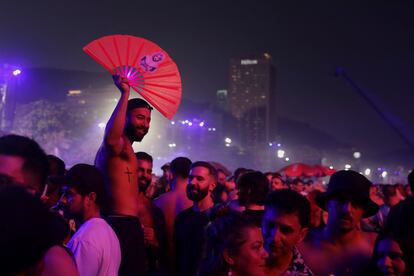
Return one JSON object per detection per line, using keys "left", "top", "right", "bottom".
{"left": 1, "top": 0, "right": 413, "bottom": 159}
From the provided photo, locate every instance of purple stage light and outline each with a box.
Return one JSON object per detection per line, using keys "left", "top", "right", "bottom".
{"left": 12, "top": 69, "right": 21, "bottom": 76}
{"left": 199, "top": 121, "right": 205, "bottom": 127}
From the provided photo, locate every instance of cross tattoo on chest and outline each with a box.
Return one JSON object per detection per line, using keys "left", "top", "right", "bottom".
{"left": 125, "top": 167, "right": 134, "bottom": 184}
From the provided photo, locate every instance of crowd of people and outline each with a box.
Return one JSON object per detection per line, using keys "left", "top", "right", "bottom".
{"left": 0, "top": 75, "right": 413, "bottom": 276}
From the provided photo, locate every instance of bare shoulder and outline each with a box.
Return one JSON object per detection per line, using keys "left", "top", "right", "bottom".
{"left": 154, "top": 193, "right": 166, "bottom": 207}
{"left": 97, "top": 135, "right": 131, "bottom": 160}
{"left": 103, "top": 132, "right": 126, "bottom": 155}
{"left": 154, "top": 192, "right": 174, "bottom": 209}
{"left": 42, "top": 246, "right": 79, "bottom": 276}
{"left": 361, "top": 231, "right": 378, "bottom": 246}
{"left": 96, "top": 138, "right": 136, "bottom": 165}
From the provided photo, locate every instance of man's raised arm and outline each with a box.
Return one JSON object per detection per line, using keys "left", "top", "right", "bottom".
{"left": 103, "top": 75, "right": 131, "bottom": 155}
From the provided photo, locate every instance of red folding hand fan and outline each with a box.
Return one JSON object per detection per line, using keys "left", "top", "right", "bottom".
{"left": 83, "top": 35, "right": 182, "bottom": 120}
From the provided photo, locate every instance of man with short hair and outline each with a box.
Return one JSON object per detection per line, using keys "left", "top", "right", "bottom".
{"left": 290, "top": 178, "right": 305, "bottom": 195}
{"left": 161, "top": 163, "right": 171, "bottom": 192}
{"left": 262, "top": 189, "right": 313, "bottom": 275}
{"left": 147, "top": 162, "right": 171, "bottom": 199}
{"left": 63, "top": 164, "right": 121, "bottom": 276}
{"left": 0, "top": 135, "right": 76, "bottom": 275}
{"left": 0, "top": 134, "right": 49, "bottom": 194}
{"left": 135, "top": 151, "right": 167, "bottom": 275}
{"left": 47, "top": 154, "right": 66, "bottom": 176}
{"left": 95, "top": 75, "right": 152, "bottom": 275}
{"left": 42, "top": 154, "right": 66, "bottom": 209}
{"left": 299, "top": 170, "right": 379, "bottom": 275}
{"left": 216, "top": 168, "right": 227, "bottom": 186}
{"left": 155, "top": 157, "right": 193, "bottom": 235}
{"left": 155, "top": 156, "right": 193, "bottom": 272}
{"left": 238, "top": 171, "right": 269, "bottom": 226}
{"left": 270, "top": 172, "right": 285, "bottom": 191}
{"left": 174, "top": 161, "right": 217, "bottom": 276}
{"left": 370, "top": 184, "right": 384, "bottom": 206}
{"left": 224, "top": 175, "right": 238, "bottom": 201}
{"left": 161, "top": 162, "right": 171, "bottom": 181}
{"left": 0, "top": 184, "right": 79, "bottom": 276}
{"left": 364, "top": 184, "right": 402, "bottom": 232}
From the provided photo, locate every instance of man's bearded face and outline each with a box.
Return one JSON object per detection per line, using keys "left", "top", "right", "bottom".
{"left": 137, "top": 159, "right": 152, "bottom": 193}
{"left": 125, "top": 108, "right": 151, "bottom": 142}
{"left": 326, "top": 194, "right": 365, "bottom": 233}
{"left": 186, "top": 182, "right": 209, "bottom": 202}
{"left": 187, "top": 166, "right": 214, "bottom": 202}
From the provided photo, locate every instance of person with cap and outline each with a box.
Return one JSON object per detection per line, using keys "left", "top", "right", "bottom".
{"left": 298, "top": 170, "right": 379, "bottom": 276}
{"left": 146, "top": 162, "right": 171, "bottom": 199}
{"left": 61, "top": 164, "right": 121, "bottom": 276}
{"left": 160, "top": 162, "right": 172, "bottom": 192}
{"left": 95, "top": 75, "right": 152, "bottom": 275}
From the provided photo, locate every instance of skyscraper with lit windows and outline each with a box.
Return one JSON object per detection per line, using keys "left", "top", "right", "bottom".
{"left": 228, "top": 53, "right": 276, "bottom": 149}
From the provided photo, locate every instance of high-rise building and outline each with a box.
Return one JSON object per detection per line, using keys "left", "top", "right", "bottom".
{"left": 216, "top": 89, "right": 228, "bottom": 110}
{"left": 228, "top": 53, "right": 276, "bottom": 148}
{"left": 0, "top": 64, "right": 21, "bottom": 132}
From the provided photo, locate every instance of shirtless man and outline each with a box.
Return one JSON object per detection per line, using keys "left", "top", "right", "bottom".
{"left": 95, "top": 75, "right": 152, "bottom": 276}
{"left": 154, "top": 156, "right": 192, "bottom": 271}
{"left": 155, "top": 157, "right": 192, "bottom": 235}
{"left": 299, "top": 170, "right": 379, "bottom": 276}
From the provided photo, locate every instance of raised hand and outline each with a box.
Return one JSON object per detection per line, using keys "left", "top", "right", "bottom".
{"left": 112, "top": 74, "right": 130, "bottom": 94}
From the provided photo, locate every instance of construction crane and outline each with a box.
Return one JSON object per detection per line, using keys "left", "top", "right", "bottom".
{"left": 335, "top": 67, "right": 414, "bottom": 149}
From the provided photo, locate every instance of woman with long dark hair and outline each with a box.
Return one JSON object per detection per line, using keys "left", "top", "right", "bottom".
{"left": 371, "top": 232, "right": 407, "bottom": 276}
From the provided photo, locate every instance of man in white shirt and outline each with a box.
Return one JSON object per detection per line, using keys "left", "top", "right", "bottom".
{"left": 62, "top": 164, "right": 121, "bottom": 276}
